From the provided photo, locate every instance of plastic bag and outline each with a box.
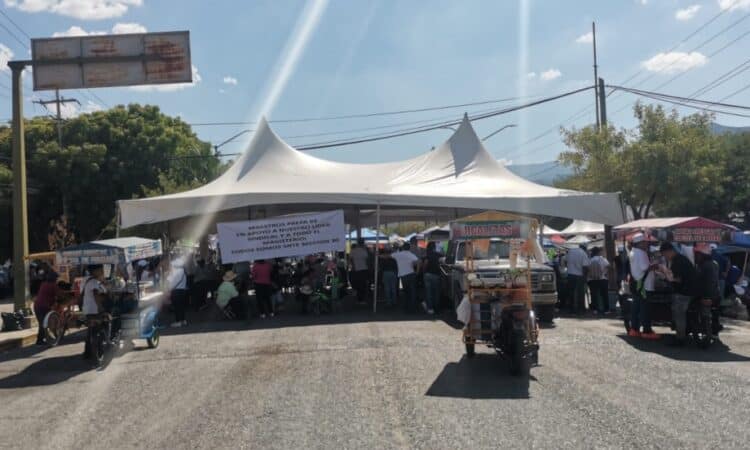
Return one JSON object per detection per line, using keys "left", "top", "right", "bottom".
{"left": 456, "top": 294, "right": 471, "bottom": 328}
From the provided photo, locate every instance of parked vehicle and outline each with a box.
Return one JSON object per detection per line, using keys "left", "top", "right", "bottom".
{"left": 442, "top": 238, "right": 558, "bottom": 323}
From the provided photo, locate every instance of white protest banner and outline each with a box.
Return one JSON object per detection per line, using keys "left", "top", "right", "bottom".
{"left": 217, "top": 210, "right": 346, "bottom": 264}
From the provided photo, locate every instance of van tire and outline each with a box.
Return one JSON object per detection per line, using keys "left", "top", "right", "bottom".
{"left": 536, "top": 304, "right": 554, "bottom": 324}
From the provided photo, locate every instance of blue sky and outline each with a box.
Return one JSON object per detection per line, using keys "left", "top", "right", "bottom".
{"left": 1, "top": 0, "right": 749, "bottom": 165}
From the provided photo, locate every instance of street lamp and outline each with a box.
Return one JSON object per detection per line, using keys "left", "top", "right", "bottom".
{"left": 214, "top": 129, "right": 253, "bottom": 156}
{"left": 482, "top": 123, "right": 517, "bottom": 141}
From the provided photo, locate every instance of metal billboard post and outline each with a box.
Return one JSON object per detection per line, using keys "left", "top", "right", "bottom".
{"left": 373, "top": 202, "right": 381, "bottom": 313}
{"left": 9, "top": 61, "right": 29, "bottom": 311}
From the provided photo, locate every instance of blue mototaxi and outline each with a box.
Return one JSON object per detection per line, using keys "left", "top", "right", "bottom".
{"left": 55, "top": 237, "right": 164, "bottom": 349}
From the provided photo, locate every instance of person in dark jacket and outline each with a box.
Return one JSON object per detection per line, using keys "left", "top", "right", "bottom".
{"left": 695, "top": 243, "right": 722, "bottom": 338}
{"left": 660, "top": 242, "right": 698, "bottom": 345}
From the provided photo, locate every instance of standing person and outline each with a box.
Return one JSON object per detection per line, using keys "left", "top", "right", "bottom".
{"left": 192, "top": 258, "right": 212, "bottom": 311}
{"left": 252, "top": 259, "right": 274, "bottom": 318}
{"left": 565, "top": 244, "right": 590, "bottom": 314}
{"left": 421, "top": 242, "right": 442, "bottom": 314}
{"left": 659, "top": 242, "right": 698, "bottom": 346}
{"left": 695, "top": 243, "right": 722, "bottom": 339}
{"left": 588, "top": 247, "right": 610, "bottom": 314}
{"left": 167, "top": 261, "right": 188, "bottom": 327}
{"left": 379, "top": 249, "right": 398, "bottom": 308}
{"left": 711, "top": 244, "right": 730, "bottom": 305}
{"left": 349, "top": 240, "right": 370, "bottom": 304}
{"left": 82, "top": 265, "right": 108, "bottom": 358}
{"left": 628, "top": 233, "right": 659, "bottom": 339}
{"left": 232, "top": 260, "right": 251, "bottom": 298}
{"left": 34, "top": 271, "right": 61, "bottom": 345}
{"left": 392, "top": 243, "right": 419, "bottom": 313}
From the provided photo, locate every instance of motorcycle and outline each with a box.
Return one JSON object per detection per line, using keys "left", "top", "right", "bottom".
{"left": 492, "top": 302, "right": 539, "bottom": 375}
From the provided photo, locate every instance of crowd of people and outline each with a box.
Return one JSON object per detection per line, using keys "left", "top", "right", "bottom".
{"left": 550, "top": 231, "right": 733, "bottom": 345}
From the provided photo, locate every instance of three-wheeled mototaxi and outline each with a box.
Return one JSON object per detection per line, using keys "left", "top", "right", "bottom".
{"left": 55, "top": 237, "right": 165, "bottom": 360}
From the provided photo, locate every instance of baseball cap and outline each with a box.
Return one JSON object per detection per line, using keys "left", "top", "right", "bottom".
{"left": 632, "top": 233, "right": 645, "bottom": 244}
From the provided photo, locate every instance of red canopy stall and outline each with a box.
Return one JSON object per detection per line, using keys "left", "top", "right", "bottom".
{"left": 613, "top": 217, "right": 736, "bottom": 243}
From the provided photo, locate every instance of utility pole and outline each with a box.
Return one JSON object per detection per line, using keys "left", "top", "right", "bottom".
{"left": 592, "top": 22, "right": 600, "bottom": 129}
{"left": 598, "top": 77, "right": 607, "bottom": 128}
{"left": 34, "top": 91, "right": 79, "bottom": 215}
{"left": 598, "top": 75, "right": 616, "bottom": 291}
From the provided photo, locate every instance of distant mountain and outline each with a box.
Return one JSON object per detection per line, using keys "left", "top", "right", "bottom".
{"left": 505, "top": 161, "right": 573, "bottom": 186}
{"left": 710, "top": 122, "right": 750, "bottom": 135}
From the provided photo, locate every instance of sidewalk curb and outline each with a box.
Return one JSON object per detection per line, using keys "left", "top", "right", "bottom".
{"left": 0, "top": 330, "right": 37, "bottom": 352}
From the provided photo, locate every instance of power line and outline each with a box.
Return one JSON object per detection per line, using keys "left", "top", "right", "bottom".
{"left": 687, "top": 56, "right": 750, "bottom": 99}
{"left": 0, "top": 9, "right": 30, "bottom": 39}
{"left": 188, "top": 94, "right": 545, "bottom": 127}
{"left": 0, "top": 18, "right": 27, "bottom": 48}
{"left": 609, "top": 85, "right": 750, "bottom": 117}
{"left": 296, "top": 86, "right": 594, "bottom": 151}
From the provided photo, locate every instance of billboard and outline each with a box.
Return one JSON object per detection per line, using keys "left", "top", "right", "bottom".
{"left": 31, "top": 31, "right": 191, "bottom": 91}
{"left": 217, "top": 210, "right": 346, "bottom": 264}
{"left": 449, "top": 220, "right": 530, "bottom": 240}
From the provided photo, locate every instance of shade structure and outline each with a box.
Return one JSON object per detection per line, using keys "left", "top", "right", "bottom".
{"left": 118, "top": 115, "right": 625, "bottom": 230}
{"left": 560, "top": 220, "right": 605, "bottom": 236}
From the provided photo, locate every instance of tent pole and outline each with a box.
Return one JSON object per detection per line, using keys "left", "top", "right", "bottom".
{"left": 373, "top": 203, "right": 381, "bottom": 313}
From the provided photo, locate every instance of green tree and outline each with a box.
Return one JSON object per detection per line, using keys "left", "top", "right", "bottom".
{"left": 0, "top": 104, "right": 221, "bottom": 251}
{"left": 558, "top": 103, "right": 726, "bottom": 220}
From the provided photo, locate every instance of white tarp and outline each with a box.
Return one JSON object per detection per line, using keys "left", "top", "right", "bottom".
{"left": 217, "top": 210, "right": 345, "bottom": 263}
{"left": 119, "top": 116, "right": 625, "bottom": 229}
{"left": 560, "top": 220, "right": 605, "bottom": 235}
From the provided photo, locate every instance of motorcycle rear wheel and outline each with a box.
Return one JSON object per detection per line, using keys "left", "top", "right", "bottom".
{"left": 508, "top": 331, "right": 529, "bottom": 376}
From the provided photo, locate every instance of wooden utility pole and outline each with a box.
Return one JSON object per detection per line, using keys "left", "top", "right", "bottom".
{"left": 592, "top": 22, "right": 600, "bottom": 129}
{"left": 8, "top": 61, "right": 28, "bottom": 311}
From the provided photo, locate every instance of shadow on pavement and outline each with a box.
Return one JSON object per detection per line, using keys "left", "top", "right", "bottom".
{"left": 161, "top": 297, "right": 448, "bottom": 336}
{"left": 0, "top": 330, "right": 86, "bottom": 364}
{"left": 616, "top": 334, "right": 750, "bottom": 363}
{"left": 0, "top": 354, "right": 90, "bottom": 388}
{"left": 425, "top": 354, "right": 532, "bottom": 399}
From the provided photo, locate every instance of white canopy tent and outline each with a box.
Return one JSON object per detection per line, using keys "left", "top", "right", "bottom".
{"left": 118, "top": 115, "right": 624, "bottom": 230}
{"left": 118, "top": 115, "right": 624, "bottom": 313}
{"left": 559, "top": 220, "right": 606, "bottom": 236}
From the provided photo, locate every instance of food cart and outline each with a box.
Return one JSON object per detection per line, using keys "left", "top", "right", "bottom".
{"left": 55, "top": 237, "right": 164, "bottom": 349}
{"left": 453, "top": 212, "right": 541, "bottom": 376}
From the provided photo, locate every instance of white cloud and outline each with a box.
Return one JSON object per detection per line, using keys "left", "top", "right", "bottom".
{"left": 111, "top": 22, "right": 146, "bottom": 34}
{"left": 222, "top": 76, "right": 238, "bottom": 85}
{"left": 53, "top": 22, "right": 146, "bottom": 37}
{"left": 0, "top": 44, "right": 13, "bottom": 73}
{"left": 526, "top": 72, "right": 536, "bottom": 79}
{"left": 718, "top": 0, "right": 750, "bottom": 11}
{"left": 637, "top": 0, "right": 648, "bottom": 4}
{"left": 676, "top": 5, "right": 701, "bottom": 20}
{"left": 130, "top": 64, "right": 201, "bottom": 92}
{"left": 52, "top": 25, "right": 103, "bottom": 37}
{"left": 641, "top": 51, "right": 708, "bottom": 74}
{"left": 218, "top": 88, "right": 226, "bottom": 94}
{"left": 540, "top": 68, "right": 562, "bottom": 81}
{"left": 4, "top": 0, "right": 143, "bottom": 20}
{"left": 576, "top": 31, "right": 593, "bottom": 44}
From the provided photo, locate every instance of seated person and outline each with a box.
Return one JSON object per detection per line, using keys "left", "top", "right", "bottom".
{"left": 217, "top": 271, "right": 248, "bottom": 320}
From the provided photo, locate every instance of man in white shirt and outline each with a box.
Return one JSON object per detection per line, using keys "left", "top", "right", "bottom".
{"left": 588, "top": 247, "right": 611, "bottom": 314}
{"left": 392, "top": 243, "right": 419, "bottom": 312}
{"left": 349, "top": 240, "right": 371, "bottom": 304}
{"left": 168, "top": 261, "right": 189, "bottom": 327}
{"left": 628, "top": 233, "right": 659, "bottom": 339}
{"left": 82, "top": 265, "right": 108, "bottom": 359}
{"left": 565, "top": 245, "right": 590, "bottom": 314}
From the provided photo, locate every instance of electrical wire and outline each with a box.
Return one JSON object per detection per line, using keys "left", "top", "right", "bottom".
{"left": 0, "top": 9, "right": 30, "bottom": 39}
{"left": 296, "top": 86, "right": 594, "bottom": 150}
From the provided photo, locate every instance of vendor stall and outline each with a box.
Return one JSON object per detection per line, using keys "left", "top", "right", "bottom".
{"left": 614, "top": 217, "right": 736, "bottom": 243}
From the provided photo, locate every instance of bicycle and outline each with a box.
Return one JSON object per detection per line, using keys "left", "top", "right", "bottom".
{"left": 43, "top": 294, "right": 83, "bottom": 347}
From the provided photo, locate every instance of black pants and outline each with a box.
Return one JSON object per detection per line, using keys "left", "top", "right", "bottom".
{"left": 34, "top": 304, "right": 50, "bottom": 344}
{"left": 255, "top": 284, "right": 273, "bottom": 316}
{"left": 352, "top": 270, "right": 369, "bottom": 302}
{"left": 588, "top": 279, "right": 609, "bottom": 313}
{"left": 227, "top": 296, "right": 249, "bottom": 320}
{"left": 191, "top": 280, "right": 211, "bottom": 310}
{"left": 171, "top": 289, "right": 188, "bottom": 322}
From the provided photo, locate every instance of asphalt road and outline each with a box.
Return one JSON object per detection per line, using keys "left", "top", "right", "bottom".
{"left": 1, "top": 307, "right": 749, "bottom": 449}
